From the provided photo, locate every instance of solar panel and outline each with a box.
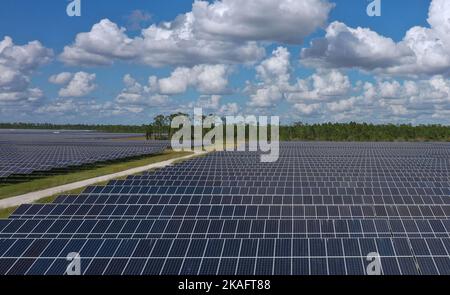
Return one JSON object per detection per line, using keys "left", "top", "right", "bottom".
{"left": 0, "top": 130, "right": 168, "bottom": 180}
{"left": 0, "top": 238, "right": 449, "bottom": 275}
{"left": 1, "top": 141, "right": 449, "bottom": 275}
{"left": 2, "top": 218, "right": 448, "bottom": 239}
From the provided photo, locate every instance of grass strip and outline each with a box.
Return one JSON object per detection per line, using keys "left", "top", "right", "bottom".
{"left": 0, "top": 150, "right": 192, "bottom": 200}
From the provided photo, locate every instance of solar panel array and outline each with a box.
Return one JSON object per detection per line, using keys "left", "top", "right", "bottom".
{"left": 1, "top": 142, "right": 450, "bottom": 275}
{"left": 0, "top": 130, "right": 169, "bottom": 179}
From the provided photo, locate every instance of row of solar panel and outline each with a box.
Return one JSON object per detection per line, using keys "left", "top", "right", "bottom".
{"left": 143, "top": 159, "right": 450, "bottom": 165}
{"left": 199, "top": 149, "right": 450, "bottom": 155}
{"left": 205, "top": 146, "right": 450, "bottom": 154}
{"left": 141, "top": 169, "right": 449, "bottom": 176}
{"left": 137, "top": 167, "right": 450, "bottom": 174}
{"left": 0, "top": 238, "right": 449, "bottom": 275}
{"left": 149, "top": 154, "right": 450, "bottom": 161}
{"left": 0, "top": 256, "right": 433, "bottom": 275}
{"left": 124, "top": 173, "right": 450, "bottom": 181}
{"left": 0, "top": 147, "right": 168, "bottom": 161}
{"left": 184, "top": 159, "right": 450, "bottom": 164}
{"left": 137, "top": 165, "right": 450, "bottom": 171}
{"left": 0, "top": 141, "right": 168, "bottom": 179}
{"left": 1, "top": 218, "right": 449, "bottom": 239}
{"left": 134, "top": 172, "right": 450, "bottom": 180}
{"left": 78, "top": 185, "right": 450, "bottom": 196}
{"left": 142, "top": 160, "right": 450, "bottom": 166}
{"left": 1, "top": 237, "right": 449, "bottom": 259}
{"left": 103, "top": 179, "right": 450, "bottom": 190}
{"left": 160, "top": 155, "right": 450, "bottom": 160}
{"left": 53, "top": 194, "right": 450, "bottom": 206}
{"left": 157, "top": 159, "right": 450, "bottom": 163}
{"left": 10, "top": 204, "right": 450, "bottom": 219}
{"left": 208, "top": 160, "right": 448, "bottom": 165}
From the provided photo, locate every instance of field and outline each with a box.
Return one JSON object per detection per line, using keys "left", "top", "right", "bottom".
{"left": 0, "top": 141, "right": 449, "bottom": 275}
{"left": 0, "top": 129, "right": 168, "bottom": 181}
{"left": 0, "top": 150, "right": 191, "bottom": 201}
{"left": 0, "top": 130, "right": 190, "bottom": 217}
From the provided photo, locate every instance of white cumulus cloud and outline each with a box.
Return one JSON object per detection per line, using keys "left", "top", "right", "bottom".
{"left": 301, "top": 0, "right": 450, "bottom": 76}
{"left": 58, "top": 72, "right": 97, "bottom": 97}
{"left": 156, "top": 64, "right": 230, "bottom": 95}
{"left": 182, "top": 95, "right": 240, "bottom": 115}
{"left": 49, "top": 72, "right": 73, "bottom": 85}
{"left": 191, "top": 0, "right": 333, "bottom": 44}
{"left": 247, "top": 47, "right": 292, "bottom": 107}
{"left": 0, "top": 36, "right": 52, "bottom": 104}
{"left": 116, "top": 74, "right": 170, "bottom": 107}
{"left": 59, "top": 0, "right": 333, "bottom": 67}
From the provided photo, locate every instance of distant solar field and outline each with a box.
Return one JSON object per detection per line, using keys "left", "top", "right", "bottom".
{"left": 0, "top": 142, "right": 449, "bottom": 275}
{"left": 0, "top": 130, "right": 169, "bottom": 180}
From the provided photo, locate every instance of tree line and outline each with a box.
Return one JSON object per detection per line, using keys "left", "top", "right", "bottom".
{"left": 280, "top": 122, "right": 450, "bottom": 142}
{"left": 2, "top": 118, "right": 450, "bottom": 142}
{"left": 0, "top": 122, "right": 148, "bottom": 134}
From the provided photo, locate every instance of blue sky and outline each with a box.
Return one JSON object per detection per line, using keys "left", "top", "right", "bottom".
{"left": 1, "top": 0, "right": 449, "bottom": 125}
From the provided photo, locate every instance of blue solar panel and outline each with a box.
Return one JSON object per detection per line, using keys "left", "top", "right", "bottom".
{"left": 0, "top": 130, "right": 168, "bottom": 180}
{"left": 1, "top": 142, "right": 449, "bottom": 275}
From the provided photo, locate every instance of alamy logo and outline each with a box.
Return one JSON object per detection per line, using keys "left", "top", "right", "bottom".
{"left": 367, "top": 0, "right": 381, "bottom": 17}
{"left": 366, "top": 252, "right": 382, "bottom": 275}
{"left": 66, "top": 252, "right": 81, "bottom": 275}
{"left": 66, "top": 0, "right": 81, "bottom": 17}
{"left": 171, "top": 108, "right": 280, "bottom": 163}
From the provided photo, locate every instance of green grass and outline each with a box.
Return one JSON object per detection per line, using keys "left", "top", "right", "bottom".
{"left": 0, "top": 150, "right": 192, "bottom": 200}
{"left": 1, "top": 182, "right": 112, "bottom": 218}
{"left": 0, "top": 206, "right": 18, "bottom": 219}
